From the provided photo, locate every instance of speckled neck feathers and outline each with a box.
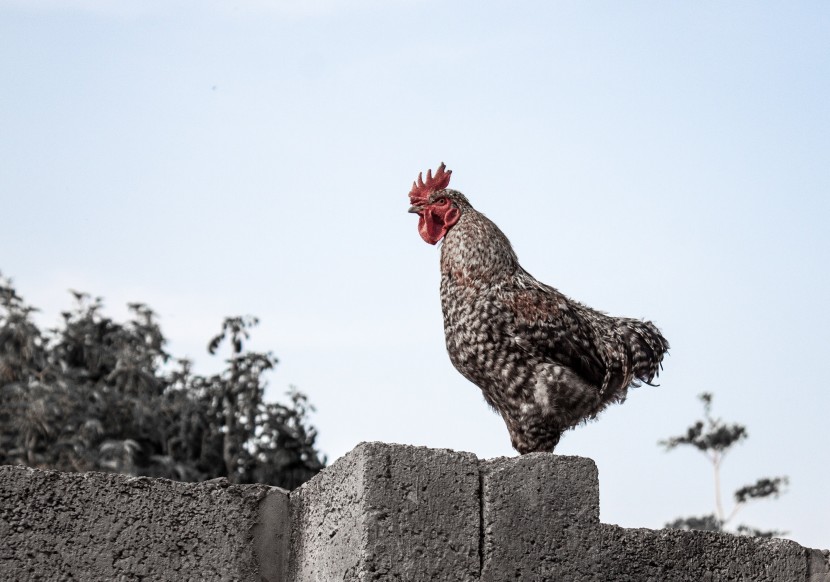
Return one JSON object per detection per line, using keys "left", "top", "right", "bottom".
{"left": 440, "top": 209, "right": 519, "bottom": 285}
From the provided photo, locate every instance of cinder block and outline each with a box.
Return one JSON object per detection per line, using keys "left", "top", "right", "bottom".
{"left": 288, "top": 441, "right": 480, "bottom": 582}
{"left": 596, "top": 525, "right": 810, "bottom": 582}
{"left": 479, "top": 452, "right": 599, "bottom": 581}
{"left": 0, "top": 465, "right": 288, "bottom": 582}
{"left": 807, "top": 549, "right": 830, "bottom": 582}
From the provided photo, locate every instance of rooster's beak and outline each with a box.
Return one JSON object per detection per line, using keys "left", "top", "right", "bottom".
{"left": 408, "top": 205, "right": 423, "bottom": 214}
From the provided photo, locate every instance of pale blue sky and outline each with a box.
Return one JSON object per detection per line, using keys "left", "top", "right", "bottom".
{"left": 1, "top": 1, "right": 828, "bottom": 549}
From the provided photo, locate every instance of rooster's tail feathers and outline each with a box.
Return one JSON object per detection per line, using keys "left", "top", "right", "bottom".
{"left": 621, "top": 319, "right": 669, "bottom": 385}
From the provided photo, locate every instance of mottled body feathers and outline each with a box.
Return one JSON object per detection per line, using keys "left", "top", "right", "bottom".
{"left": 411, "top": 173, "right": 669, "bottom": 454}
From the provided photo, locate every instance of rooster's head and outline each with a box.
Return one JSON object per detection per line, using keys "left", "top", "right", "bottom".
{"left": 408, "top": 163, "right": 468, "bottom": 245}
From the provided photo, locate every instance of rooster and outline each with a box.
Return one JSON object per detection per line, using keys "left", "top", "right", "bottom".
{"left": 409, "top": 163, "right": 669, "bottom": 454}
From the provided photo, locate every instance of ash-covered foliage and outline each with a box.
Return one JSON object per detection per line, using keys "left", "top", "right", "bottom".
{"left": 0, "top": 273, "right": 325, "bottom": 490}
{"left": 660, "top": 392, "right": 787, "bottom": 538}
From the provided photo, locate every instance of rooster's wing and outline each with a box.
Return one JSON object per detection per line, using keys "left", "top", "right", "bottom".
{"left": 502, "top": 276, "right": 608, "bottom": 391}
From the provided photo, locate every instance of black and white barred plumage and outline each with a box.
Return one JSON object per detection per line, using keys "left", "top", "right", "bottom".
{"left": 410, "top": 166, "right": 669, "bottom": 454}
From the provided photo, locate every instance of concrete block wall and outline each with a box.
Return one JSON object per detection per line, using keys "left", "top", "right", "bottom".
{"left": 0, "top": 465, "right": 288, "bottom": 581}
{"left": 2, "top": 442, "right": 828, "bottom": 581}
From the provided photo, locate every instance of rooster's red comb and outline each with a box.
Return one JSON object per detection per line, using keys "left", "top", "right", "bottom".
{"left": 409, "top": 163, "right": 452, "bottom": 205}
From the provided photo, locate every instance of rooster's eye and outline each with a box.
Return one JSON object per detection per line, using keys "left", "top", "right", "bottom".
{"left": 437, "top": 197, "right": 447, "bottom": 205}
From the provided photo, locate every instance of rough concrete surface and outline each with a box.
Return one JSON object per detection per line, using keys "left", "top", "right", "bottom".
{"left": 289, "top": 441, "right": 480, "bottom": 582}
{"left": 0, "top": 465, "right": 288, "bottom": 582}
{"left": 808, "top": 549, "right": 830, "bottom": 582}
{"left": 2, "top": 443, "right": 827, "bottom": 582}
{"left": 593, "top": 524, "right": 810, "bottom": 582}
{"left": 480, "top": 453, "right": 599, "bottom": 581}
{"left": 477, "top": 451, "right": 825, "bottom": 582}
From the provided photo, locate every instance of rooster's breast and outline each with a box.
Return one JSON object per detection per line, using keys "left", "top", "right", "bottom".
{"left": 440, "top": 274, "right": 536, "bottom": 412}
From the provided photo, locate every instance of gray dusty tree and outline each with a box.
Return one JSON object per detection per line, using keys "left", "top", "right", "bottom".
{"left": 0, "top": 272, "right": 325, "bottom": 490}
{"left": 660, "top": 392, "right": 788, "bottom": 537}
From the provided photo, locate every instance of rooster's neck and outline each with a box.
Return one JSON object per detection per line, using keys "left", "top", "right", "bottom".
{"left": 440, "top": 210, "right": 520, "bottom": 284}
